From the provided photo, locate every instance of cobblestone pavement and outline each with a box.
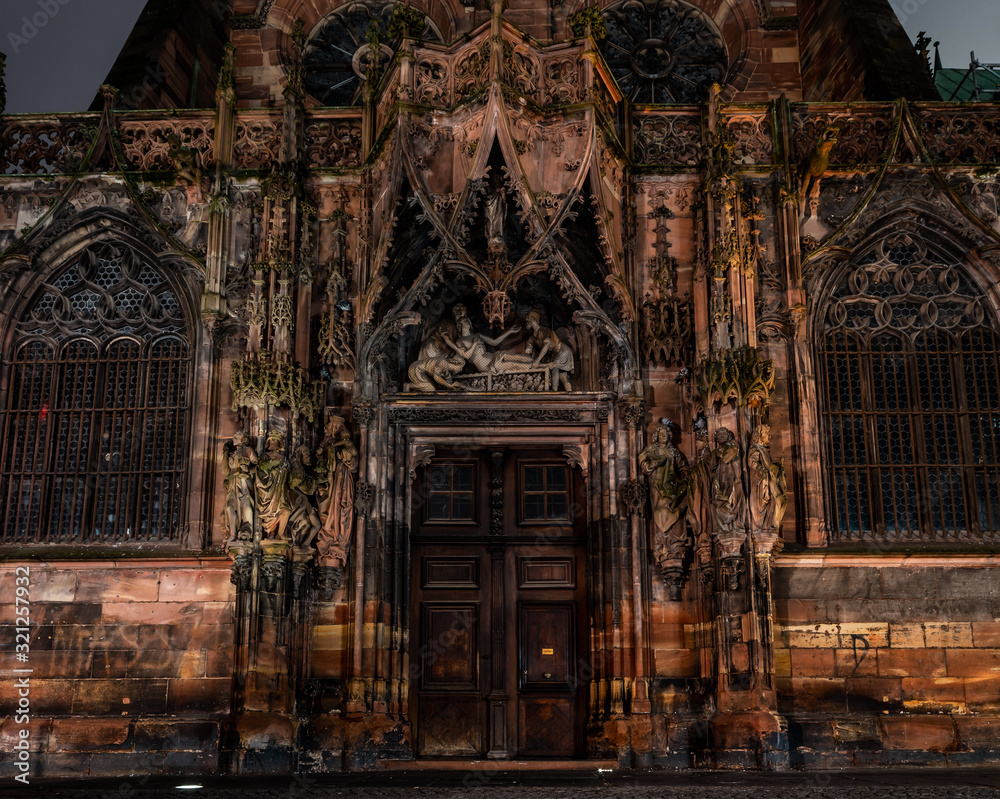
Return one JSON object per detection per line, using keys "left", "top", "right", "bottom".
{"left": 13, "top": 770, "right": 1000, "bottom": 799}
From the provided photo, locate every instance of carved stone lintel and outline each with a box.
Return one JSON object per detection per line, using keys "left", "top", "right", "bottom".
{"left": 389, "top": 408, "right": 583, "bottom": 424}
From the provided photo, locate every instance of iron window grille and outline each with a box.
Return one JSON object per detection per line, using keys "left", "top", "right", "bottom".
{"left": 817, "top": 234, "right": 1000, "bottom": 544}
{"left": 0, "top": 242, "right": 191, "bottom": 544}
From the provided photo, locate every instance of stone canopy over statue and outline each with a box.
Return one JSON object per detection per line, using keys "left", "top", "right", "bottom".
{"left": 405, "top": 304, "right": 575, "bottom": 392}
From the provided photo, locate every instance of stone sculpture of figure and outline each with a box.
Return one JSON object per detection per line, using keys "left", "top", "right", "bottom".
{"left": 405, "top": 318, "right": 466, "bottom": 392}
{"left": 798, "top": 126, "right": 838, "bottom": 217}
{"left": 222, "top": 430, "right": 258, "bottom": 544}
{"left": 524, "top": 309, "right": 574, "bottom": 391}
{"left": 640, "top": 424, "right": 697, "bottom": 598}
{"left": 257, "top": 432, "right": 291, "bottom": 540}
{"left": 690, "top": 429, "right": 715, "bottom": 576}
{"left": 286, "top": 444, "right": 321, "bottom": 548}
{"left": 639, "top": 425, "right": 692, "bottom": 548}
{"left": 167, "top": 132, "right": 203, "bottom": 186}
{"left": 443, "top": 315, "right": 533, "bottom": 374}
{"left": 747, "top": 424, "right": 787, "bottom": 550}
{"left": 486, "top": 186, "right": 506, "bottom": 255}
{"left": 316, "top": 416, "right": 358, "bottom": 570}
{"left": 709, "top": 427, "right": 745, "bottom": 541}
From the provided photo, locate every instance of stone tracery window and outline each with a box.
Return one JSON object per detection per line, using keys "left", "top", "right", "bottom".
{"left": 0, "top": 242, "right": 191, "bottom": 544}
{"left": 303, "top": 1, "right": 442, "bottom": 107}
{"left": 817, "top": 233, "right": 1000, "bottom": 544}
{"left": 599, "top": 0, "right": 727, "bottom": 104}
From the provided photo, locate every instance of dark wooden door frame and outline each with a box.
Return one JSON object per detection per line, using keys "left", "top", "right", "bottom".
{"left": 409, "top": 442, "right": 590, "bottom": 759}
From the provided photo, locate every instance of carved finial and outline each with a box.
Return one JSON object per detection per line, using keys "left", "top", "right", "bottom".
{"left": 100, "top": 84, "right": 120, "bottom": 112}
{"left": 217, "top": 43, "right": 236, "bottom": 103}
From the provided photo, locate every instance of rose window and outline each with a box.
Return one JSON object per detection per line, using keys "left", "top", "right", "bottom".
{"left": 303, "top": 1, "right": 441, "bottom": 107}
{"left": 599, "top": 0, "right": 727, "bottom": 104}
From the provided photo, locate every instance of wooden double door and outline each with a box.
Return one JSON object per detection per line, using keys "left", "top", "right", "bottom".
{"left": 410, "top": 449, "right": 587, "bottom": 759}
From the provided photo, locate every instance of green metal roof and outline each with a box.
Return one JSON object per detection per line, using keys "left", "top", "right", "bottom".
{"left": 936, "top": 67, "right": 1000, "bottom": 101}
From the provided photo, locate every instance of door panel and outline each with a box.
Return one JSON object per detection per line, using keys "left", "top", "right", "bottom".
{"left": 421, "top": 604, "right": 480, "bottom": 689}
{"left": 418, "top": 697, "right": 484, "bottom": 756}
{"left": 518, "top": 697, "right": 576, "bottom": 757}
{"left": 520, "top": 603, "right": 575, "bottom": 688}
{"left": 519, "top": 556, "right": 576, "bottom": 588}
{"left": 411, "top": 448, "right": 587, "bottom": 759}
{"left": 423, "top": 556, "right": 480, "bottom": 588}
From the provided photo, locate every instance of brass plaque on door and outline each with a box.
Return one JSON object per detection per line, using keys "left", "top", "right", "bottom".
{"left": 542, "top": 648, "right": 554, "bottom": 655}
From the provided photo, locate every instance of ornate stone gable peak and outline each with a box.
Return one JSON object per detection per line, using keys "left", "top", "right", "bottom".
{"left": 368, "top": 12, "right": 590, "bottom": 116}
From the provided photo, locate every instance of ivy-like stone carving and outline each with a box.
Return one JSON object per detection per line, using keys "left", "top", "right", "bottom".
{"left": 694, "top": 346, "right": 775, "bottom": 411}
{"left": 230, "top": 349, "right": 323, "bottom": 422}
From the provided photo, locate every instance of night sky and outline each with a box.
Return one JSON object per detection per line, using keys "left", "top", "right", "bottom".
{"left": 0, "top": 0, "right": 998, "bottom": 114}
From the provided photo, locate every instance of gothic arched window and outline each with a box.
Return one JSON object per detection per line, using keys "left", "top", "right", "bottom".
{"left": 0, "top": 242, "right": 192, "bottom": 544}
{"left": 818, "top": 233, "right": 1000, "bottom": 545}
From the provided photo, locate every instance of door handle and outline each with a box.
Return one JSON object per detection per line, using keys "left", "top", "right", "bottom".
{"left": 543, "top": 672, "right": 552, "bottom": 679}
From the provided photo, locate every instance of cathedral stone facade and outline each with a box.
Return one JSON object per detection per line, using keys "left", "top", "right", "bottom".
{"left": 2, "top": 0, "right": 1000, "bottom": 777}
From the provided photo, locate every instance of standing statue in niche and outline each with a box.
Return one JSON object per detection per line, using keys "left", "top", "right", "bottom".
{"left": 222, "top": 430, "right": 258, "bottom": 544}
{"left": 257, "top": 431, "right": 292, "bottom": 540}
{"left": 525, "top": 309, "right": 575, "bottom": 391}
{"left": 317, "top": 415, "right": 358, "bottom": 571}
{"left": 708, "top": 426, "right": 746, "bottom": 590}
{"left": 639, "top": 423, "right": 696, "bottom": 599}
{"left": 691, "top": 426, "right": 715, "bottom": 578}
{"left": 747, "top": 424, "right": 787, "bottom": 552}
{"left": 286, "top": 444, "right": 322, "bottom": 548}
{"left": 486, "top": 185, "right": 506, "bottom": 256}
{"left": 709, "top": 427, "right": 745, "bottom": 543}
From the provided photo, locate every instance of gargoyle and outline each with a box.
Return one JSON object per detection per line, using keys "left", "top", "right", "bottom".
{"left": 798, "top": 126, "right": 839, "bottom": 217}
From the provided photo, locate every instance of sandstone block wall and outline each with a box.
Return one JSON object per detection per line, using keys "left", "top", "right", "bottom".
{"left": 0, "top": 560, "right": 234, "bottom": 777}
{"left": 773, "top": 557, "right": 1000, "bottom": 766}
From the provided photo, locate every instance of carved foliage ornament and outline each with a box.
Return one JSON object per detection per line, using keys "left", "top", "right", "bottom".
{"left": 694, "top": 346, "right": 775, "bottom": 411}
{"left": 230, "top": 349, "right": 323, "bottom": 422}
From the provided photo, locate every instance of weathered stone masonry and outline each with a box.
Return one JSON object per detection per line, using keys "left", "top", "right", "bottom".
{"left": 1, "top": 0, "right": 999, "bottom": 777}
